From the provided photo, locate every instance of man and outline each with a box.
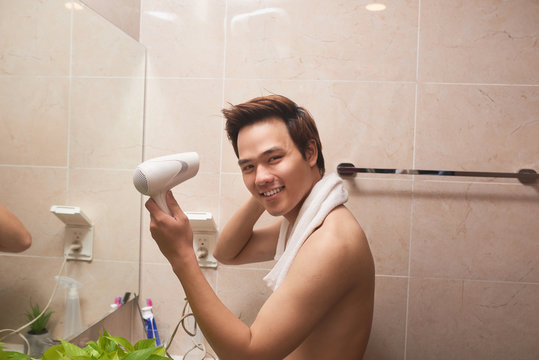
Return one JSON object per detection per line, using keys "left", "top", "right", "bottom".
{"left": 146, "top": 95, "right": 374, "bottom": 359}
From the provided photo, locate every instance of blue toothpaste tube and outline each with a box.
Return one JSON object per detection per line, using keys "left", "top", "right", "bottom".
{"left": 142, "top": 299, "right": 161, "bottom": 345}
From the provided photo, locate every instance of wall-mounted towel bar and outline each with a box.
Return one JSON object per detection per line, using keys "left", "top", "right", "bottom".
{"left": 337, "top": 163, "right": 538, "bottom": 185}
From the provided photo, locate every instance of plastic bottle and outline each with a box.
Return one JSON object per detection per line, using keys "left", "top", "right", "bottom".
{"left": 55, "top": 276, "right": 82, "bottom": 339}
{"left": 141, "top": 299, "right": 161, "bottom": 345}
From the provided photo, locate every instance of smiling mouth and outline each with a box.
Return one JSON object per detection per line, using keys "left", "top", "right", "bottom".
{"left": 261, "top": 186, "right": 284, "bottom": 197}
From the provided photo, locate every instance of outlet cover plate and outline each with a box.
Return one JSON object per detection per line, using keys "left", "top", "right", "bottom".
{"left": 193, "top": 232, "right": 217, "bottom": 268}
{"left": 64, "top": 225, "right": 93, "bottom": 261}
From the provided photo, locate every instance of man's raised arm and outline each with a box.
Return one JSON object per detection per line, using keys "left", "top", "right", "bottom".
{"left": 214, "top": 196, "right": 281, "bottom": 265}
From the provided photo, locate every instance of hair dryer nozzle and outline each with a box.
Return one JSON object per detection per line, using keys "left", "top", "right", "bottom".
{"left": 133, "top": 152, "right": 200, "bottom": 214}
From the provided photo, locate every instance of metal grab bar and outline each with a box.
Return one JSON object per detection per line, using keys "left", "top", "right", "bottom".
{"left": 337, "top": 163, "right": 538, "bottom": 185}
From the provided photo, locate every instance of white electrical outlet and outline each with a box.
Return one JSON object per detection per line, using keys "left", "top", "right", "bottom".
{"left": 193, "top": 232, "right": 217, "bottom": 268}
{"left": 64, "top": 225, "right": 94, "bottom": 261}
{"left": 51, "top": 205, "right": 94, "bottom": 262}
{"left": 187, "top": 212, "right": 218, "bottom": 268}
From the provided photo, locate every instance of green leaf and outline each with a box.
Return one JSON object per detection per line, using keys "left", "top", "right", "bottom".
{"left": 132, "top": 340, "right": 155, "bottom": 351}
{"left": 121, "top": 348, "right": 156, "bottom": 360}
{"left": 147, "top": 355, "right": 169, "bottom": 360}
{"left": 105, "top": 337, "right": 133, "bottom": 354}
{"left": 40, "top": 345, "right": 66, "bottom": 360}
{"left": 96, "top": 353, "right": 113, "bottom": 360}
{"left": 61, "top": 340, "right": 87, "bottom": 358}
{"left": 82, "top": 343, "right": 99, "bottom": 358}
{"left": 98, "top": 337, "right": 117, "bottom": 354}
{"left": 7, "top": 352, "right": 30, "bottom": 360}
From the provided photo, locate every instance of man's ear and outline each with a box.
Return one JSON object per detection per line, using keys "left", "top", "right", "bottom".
{"left": 305, "top": 139, "right": 318, "bottom": 167}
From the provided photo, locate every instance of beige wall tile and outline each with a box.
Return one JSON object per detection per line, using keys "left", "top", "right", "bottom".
{"left": 140, "top": 0, "right": 226, "bottom": 77}
{"left": 70, "top": 77, "right": 144, "bottom": 169}
{"left": 0, "top": 77, "right": 69, "bottom": 166}
{"left": 0, "top": 0, "right": 70, "bottom": 76}
{"left": 364, "top": 276, "right": 407, "bottom": 360}
{"left": 407, "top": 278, "right": 539, "bottom": 360}
{"left": 313, "top": 82, "right": 416, "bottom": 171}
{"left": 226, "top": 0, "right": 418, "bottom": 81}
{"left": 143, "top": 79, "right": 223, "bottom": 173}
{"left": 419, "top": 0, "right": 539, "bottom": 84}
{"left": 411, "top": 181, "right": 539, "bottom": 282}
{"left": 73, "top": 1, "right": 145, "bottom": 77}
{"left": 416, "top": 84, "right": 539, "bottom": 173}
{"left": 69, "top": 169, "right": 141, "bottom": 262}
{"left": 346, "top": 178, "right": 413, "bottom": 276}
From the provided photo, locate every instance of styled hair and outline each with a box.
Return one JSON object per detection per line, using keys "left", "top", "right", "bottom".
{"left": 223, "top": 94, "right": 325, "bottom": 176}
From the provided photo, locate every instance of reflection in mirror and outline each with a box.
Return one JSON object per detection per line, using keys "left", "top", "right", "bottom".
{"left": 0, "top": 0, "right": 145, "bottom": 349}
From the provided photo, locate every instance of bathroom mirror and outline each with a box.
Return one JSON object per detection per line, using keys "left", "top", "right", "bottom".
{"left": 0, "top": 0, "right": 145, "bottom": 343}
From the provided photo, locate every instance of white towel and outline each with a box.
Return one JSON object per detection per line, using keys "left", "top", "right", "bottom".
{"left": 263, "top": 173, "right": 348, "bottom": 291}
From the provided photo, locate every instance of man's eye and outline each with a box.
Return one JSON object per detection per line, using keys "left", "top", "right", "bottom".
{"left": 269, "top": 155, "right": 283, "bottom": 163}
{"left": 241, "top": 164, "right": 254, "bottom": 172}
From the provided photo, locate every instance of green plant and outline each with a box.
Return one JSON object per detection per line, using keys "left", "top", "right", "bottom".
{"left": 0, "top": 343, "right": 29, "bottom": 360}
{"left": 25, "top": 302, "right": 53, "bottom": 335}
{"left": 40, "top": 330, "right": 168, "bottom": 360}
{"left": 1, "top": 330, "right": 168, "bottom": 360}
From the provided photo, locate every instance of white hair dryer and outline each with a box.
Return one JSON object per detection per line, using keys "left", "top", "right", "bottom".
{"left": 133, "top": 152, "right": 200, "bottom": 215}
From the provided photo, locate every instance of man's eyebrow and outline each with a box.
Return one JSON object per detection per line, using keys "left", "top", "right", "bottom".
{"left": 238, "top": 147, "right": 284, "bottom": 166}
{"left": 238, "top": 158, "right": 250, "bottom": 166}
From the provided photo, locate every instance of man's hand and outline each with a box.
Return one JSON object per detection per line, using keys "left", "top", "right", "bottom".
{"left": 145, "top": 191, "right": 194, "bottom": 265}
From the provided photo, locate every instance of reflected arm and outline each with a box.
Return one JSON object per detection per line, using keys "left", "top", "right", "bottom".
{"left": 0, "top": 205, "right": 32, "bottom": 253}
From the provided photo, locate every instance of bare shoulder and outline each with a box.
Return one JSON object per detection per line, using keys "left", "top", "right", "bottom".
{"left": 306, "top": 205, "right": 373, "bottom": 276}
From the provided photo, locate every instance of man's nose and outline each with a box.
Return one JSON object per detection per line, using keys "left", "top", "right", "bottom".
{"left": 255, "top": 165, "right": 273, "bottom": 185}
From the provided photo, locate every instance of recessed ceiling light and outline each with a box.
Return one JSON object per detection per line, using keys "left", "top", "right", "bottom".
{"left": 366, "top": 3, "right": 386, "bottom": 11}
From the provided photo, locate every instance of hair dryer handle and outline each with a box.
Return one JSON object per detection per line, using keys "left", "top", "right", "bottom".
{"left": 153, "top": 192, "right": 172, "bottom": 216}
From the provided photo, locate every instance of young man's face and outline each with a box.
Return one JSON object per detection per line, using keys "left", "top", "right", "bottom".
{"left": 237, "top": 117, "right": 319, "bottom": 222}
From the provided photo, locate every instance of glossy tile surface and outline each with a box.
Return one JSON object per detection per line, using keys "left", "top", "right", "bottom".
{"left": 0, "top": 77, "right": 69, "bottom": 166}
{"left": 411, "top": 181, "right": 539, "bottom": 282}
{"left": 416, "top": 84, "right": 539, "bottom": 172}
{"left": 0, "top": 0, "right": 70, "bottom": 75}
{"left": 226, "top": 0, "right": 419, "bottom": 81}
{"left": 419, "top": 0, "right": 539, "bottom": 84}
{"left": 140, "top": 0, "right": 226, "bottom": 77}
{"left": 407, "top": 278, "right": 539, "bottom": 360}
{"left": 70, "top": 77, "right": 144, "bottom": 169}
{"left": 0, "top": 0, "right": 145, "bottom": 338}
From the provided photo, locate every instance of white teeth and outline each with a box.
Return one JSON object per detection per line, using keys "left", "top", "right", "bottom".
{"left": 262, "top": 187, "right": 283, "bottom": 197}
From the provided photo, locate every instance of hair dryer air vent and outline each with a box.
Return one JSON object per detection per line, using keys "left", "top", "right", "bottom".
{"left": 133, "top": 169, "right": 149, "bottom": 194}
